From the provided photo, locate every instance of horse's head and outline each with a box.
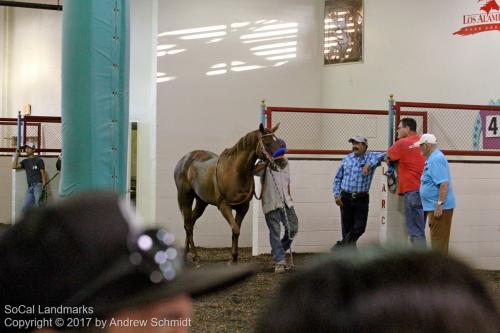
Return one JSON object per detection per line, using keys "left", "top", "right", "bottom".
{"left": 257, "top": 123, "right": 288, "bottom": 171}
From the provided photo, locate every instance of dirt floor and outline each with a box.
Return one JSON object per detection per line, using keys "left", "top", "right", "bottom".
{"left": 190, "top": 247, "right": 500, "bottom": 333}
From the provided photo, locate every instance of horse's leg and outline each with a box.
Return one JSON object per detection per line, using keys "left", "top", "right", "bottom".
{"left": 189, "top": 198, "right": 208, "bottom": 263}
{"left": 178, "top": 191, "right": 195, "bottom": 261}
{"left": 219, "top": 203, "right": 240, "bottom": 263}
{"left": 233, "top": 203, "right": 250, "bottom": 262}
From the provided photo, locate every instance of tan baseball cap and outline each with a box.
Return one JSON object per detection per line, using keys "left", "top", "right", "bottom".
{"left": 348, "top": 135, "right": 368, "bottom": 144}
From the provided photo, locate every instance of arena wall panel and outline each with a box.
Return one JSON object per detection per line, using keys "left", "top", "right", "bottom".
{"left": 446, "top": 164, "right": 500, "bottom": 269}
{"left": 253, "top": 160, "right": 500, "bottom": 270}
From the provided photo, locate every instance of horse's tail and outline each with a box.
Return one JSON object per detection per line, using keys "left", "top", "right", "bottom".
{"left": 174, "top": 153, "right": 193, "bottom": 191}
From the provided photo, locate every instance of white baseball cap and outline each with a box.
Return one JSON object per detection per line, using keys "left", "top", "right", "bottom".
{"left": 23, "top": 143, "right": 37, "bottom": 150}
{"left": 413, "top": 133, "right": 437, "bottom": 147}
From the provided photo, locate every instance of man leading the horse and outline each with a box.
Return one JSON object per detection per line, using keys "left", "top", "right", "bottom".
{"left": 255, "top": 139, "right": 299, "bottom": 273}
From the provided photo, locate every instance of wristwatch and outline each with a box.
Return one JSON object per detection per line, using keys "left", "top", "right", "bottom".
{"left": 437, "top": 201, "right": 444, "bottom": 206}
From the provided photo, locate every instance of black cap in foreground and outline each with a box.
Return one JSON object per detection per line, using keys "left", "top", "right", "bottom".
{"left": 0, "top": 192, "right": 255, "bottom": 330}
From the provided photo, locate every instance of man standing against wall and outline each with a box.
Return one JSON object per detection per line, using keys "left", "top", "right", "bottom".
{"left": 11, "top": 144, "right": 47, "bottom": 211}
{"left": 414, "top": 134, "right": 456, "bottom": 254}
{"left": 387, "top": 118, "right": 426, "bottom": 247}
{"left": 332, "top": 136, "right": 385, "bottom": 249}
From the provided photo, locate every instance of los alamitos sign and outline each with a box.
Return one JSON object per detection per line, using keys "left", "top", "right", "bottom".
{"left": 453, "top": 0, "right": 500, "bottom": 36}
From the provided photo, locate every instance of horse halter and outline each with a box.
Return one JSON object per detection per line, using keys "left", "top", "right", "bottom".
{"left": 257, "top": 132, "right": 281, "bottom": 171}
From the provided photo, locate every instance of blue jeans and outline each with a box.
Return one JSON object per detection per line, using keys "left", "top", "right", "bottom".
{"left": 23, "top": 183, "right": 43, "bottom": 212}
{"left": 404, "top": 190, "right": 426, "bottom": 248}
{"left": 265, "top": 206, "right": 299, "bottom": 263}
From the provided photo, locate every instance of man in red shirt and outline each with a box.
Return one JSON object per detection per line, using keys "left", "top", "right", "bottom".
{"left": 387, "top": 118, "right": 426, "bottom": 247}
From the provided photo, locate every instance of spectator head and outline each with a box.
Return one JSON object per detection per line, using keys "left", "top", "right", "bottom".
{"left": 398, "top": 118, "right": 418, "bottom": 138}
{"left": 257, "top": 248, "right": 499, "bottom": 333}
{"left": 413, "top": 133, "right": 438, "bottom": 157}
{"left": 22, "top": 143, "right": 37, "bottom": 155}
{"left": 349, "top": 136, "right": 368, "bottom": 155}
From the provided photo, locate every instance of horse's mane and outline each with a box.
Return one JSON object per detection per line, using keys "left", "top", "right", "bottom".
{"left": 220, "top": 130, "right": 260, "bottom": 158}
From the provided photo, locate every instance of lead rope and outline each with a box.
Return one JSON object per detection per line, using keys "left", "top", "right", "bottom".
{"left": 45, "top": 171, "right": 60, "bottom": 186}
{"left": 268, "top": 165, "right": 294, "bottom": 269}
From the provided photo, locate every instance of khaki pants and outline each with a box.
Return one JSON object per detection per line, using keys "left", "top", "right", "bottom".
{"left": 427, "top": 209, "right": 454, "bottom": 254}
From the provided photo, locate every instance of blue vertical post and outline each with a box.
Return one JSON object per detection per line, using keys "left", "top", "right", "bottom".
{"left": 60, "top": 0, "right": 129, "bottom": 197}
{"left": 260, "top": 100, "right": 266, "bottom": 126}
{"left": 388, "top": 94, "right": 395, "bottom": 146}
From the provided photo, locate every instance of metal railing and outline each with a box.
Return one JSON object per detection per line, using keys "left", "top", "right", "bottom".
{"left": 266, "top": 106, "right": 427, "bottom": 155}
{"left": 0, "top": 116, "right": 61, "bottom": 155}
{"left": 395, "top": 102, "right": 500, "bottom": 156}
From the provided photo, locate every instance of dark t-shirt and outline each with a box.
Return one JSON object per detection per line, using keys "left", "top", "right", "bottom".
{"left": 20, "top": 157, "right": 44, "bottom": 185}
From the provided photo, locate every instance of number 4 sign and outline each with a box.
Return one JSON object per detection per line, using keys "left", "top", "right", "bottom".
{"left": 480, "top": 110, "right": 500, "bottom": 148}
{"left": 486, "top": 115, "right": 499, "bottom": 138}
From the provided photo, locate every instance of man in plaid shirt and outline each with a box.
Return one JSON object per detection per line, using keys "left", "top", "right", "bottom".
{"left": 332, "top": 136, "right": 386, "bottom": 249}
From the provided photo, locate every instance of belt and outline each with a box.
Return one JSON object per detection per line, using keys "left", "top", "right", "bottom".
{"left": 341, "top": 191, "right": 369, "bottom": 199}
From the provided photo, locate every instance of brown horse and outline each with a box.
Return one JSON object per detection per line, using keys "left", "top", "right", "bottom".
{"left": 174, "top": 124, "right": 282, "bottom": 263}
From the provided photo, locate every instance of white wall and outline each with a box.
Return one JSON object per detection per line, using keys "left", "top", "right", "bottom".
{"left": 156, "top": 0, "right": 322, "bottom": 247}
{"left": 4, "top": 7, "right": 62, "bottom": 117}
{"left": 322, "top": 0, "right": 500, "bottom": 109}
{"left": 130, "top": 0, "right": 158, "bottom": 224}
{"left": 445, "top": 163, "right": 500, "bottom": 270}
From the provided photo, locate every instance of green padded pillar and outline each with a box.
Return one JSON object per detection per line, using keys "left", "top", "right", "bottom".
{"left": 61, "top": 0, "right": 129, "bottom": 196}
